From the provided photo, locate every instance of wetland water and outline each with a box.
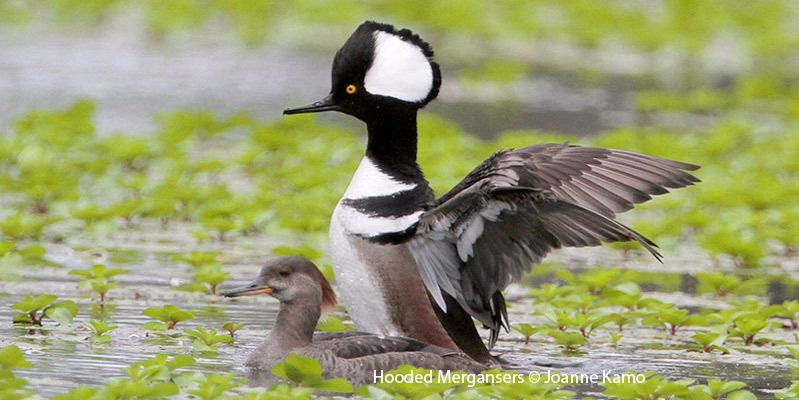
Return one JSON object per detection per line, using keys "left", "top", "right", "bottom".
{"left": 0, "top": 25, "right": 636, "bottom": 137}
{"left": 0, "top": 224, "right": 793, "bottom": 397}
{"left": 0, "top": 22, "right": 795, "bottom": 399}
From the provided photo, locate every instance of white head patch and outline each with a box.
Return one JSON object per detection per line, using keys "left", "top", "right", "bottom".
{"left": 364, "top": 31, "right": 434, "bottom": 103}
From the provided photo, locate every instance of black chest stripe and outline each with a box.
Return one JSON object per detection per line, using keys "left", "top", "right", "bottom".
{"left": 342, "top": 185, "right": 433, "bottom": 218}
{"left": 358, "top": 223, "right": 419, "bottom": 245}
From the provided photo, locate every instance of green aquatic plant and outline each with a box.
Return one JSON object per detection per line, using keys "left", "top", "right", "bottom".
{"left": 556, "top": 269, "right": 622, "bottom": 296}
{"left": 174, "top": 252, "right": 228, "bottom": 295}
{"left": 778, "top": 382, "right": 799, "bottom": 400}
{"left": 193, "top": 265, "right": 229, "bottom": 295}
{"left": 545, "top": 330, "right": 587, "bottom": 351}
{"left": 11, "top": 294, "right": 77, "bottom": 326}
{"left": 730, "top": 317, "right": 770, "bottom": 346}
{"left": 272, "top": 244, "right": 324, "bottom": 261}
{"left": 142, "top": 305, "right": 196, "bottom": 330}
{"left": 0, "top": 243, "right": 50, "bottom": 269}
{"left": 689, "top": 379, "right": 756, "bottom": 400}
{"left": 603, "top": 372, "right": 694, "bottom": 399}
{"left": 0, "top": 345, "right": 34, "bottom": 400}
{"left": 55, "top": 354, "right": 198, "bottom": 399}
{"left": 239, "top": 384, "right": 314, "bottom": 400}
{"left": 49, "top": 386, "right": 99, "bottom": 400}
{"left": 610, "top": 332, "right": 622, "bottom": 347}
{"left": 769, "top": 300, "right": 799, "bottom": 329}
{"left": 71, "top": 204, "right": 114, "bottom": 228}
{"left": 70, "top": 264, "right": 128, "bottom": 304}
{"left": 529, "top": 283, "right": 574, "bottom": 302}
{"left": 0, "top": 241, "right": 15, "bottom": 257}
{"left": 271, "top": 353, "right": 353, "bottom": 393}
{"left": 0, "top": 212, "right": 57, "bottom": 240}
{"left": 691, "top": 331, "right": 729, "bottom": 354}
{"left": 85, "top": 320, "right": 118, "bottom": 344}
{"left": 512, "top": 322, "right": 543, "bottom": 345}
{"left": 185, "top": 328, "right": 233, "bottom": 352}
{"left": 188, "top": 373, "right": 245, "bottom": 400}
{"left": 173, "top": 251, "right": 220, "bottom": 268}
{"left": 221, "top": 321, "right": 245, "bottom": 339}
{"left": 600, "top": 282, "right": 661, "bottom": 311}
{"left": 550, "top": 293, "right": 601, "bottom": 314}
{"left": 642, "top": 305, "right": 706, "bottom": 336}
{"left": 316, "top": 316, "right": 355, "bottom": 333}
{"left": 786, "top": 347, "right": 799, "bottom": 369}
{"left": 696, "top": 272, "right": 765, "bottom": 297}
{"left": 125, "top": 354, "right": 196, "bottom": 383}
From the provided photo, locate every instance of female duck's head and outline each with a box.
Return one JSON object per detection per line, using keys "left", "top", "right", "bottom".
{"left": 223, "top": 256, "right": 337, "bottom": 315}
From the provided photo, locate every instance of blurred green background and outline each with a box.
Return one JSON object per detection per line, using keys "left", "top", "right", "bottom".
{"left": 2, "top": 0, "right": 797, "bottom": 267}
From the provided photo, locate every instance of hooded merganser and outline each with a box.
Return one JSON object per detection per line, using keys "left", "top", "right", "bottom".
{"left": 283, "top": 21, "right": 699, "bottom": 363}
{"left": 222, "top": 256, "right": 483, "bottom": 386}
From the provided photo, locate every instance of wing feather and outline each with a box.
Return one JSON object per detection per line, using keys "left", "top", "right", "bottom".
{"left": 408, "top": 143, "right": 698, "bottom": 348}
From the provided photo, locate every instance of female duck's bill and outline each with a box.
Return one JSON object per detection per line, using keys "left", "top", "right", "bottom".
{"left": 222, "top": 256, "right": 484, "bottom": 387}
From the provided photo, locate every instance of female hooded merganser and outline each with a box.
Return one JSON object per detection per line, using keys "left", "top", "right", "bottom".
{"left": 222, "top": 256, "right": 483, "bottom": 386}
{"left": 283, "top": 21, "right": 699, "bottom": 363}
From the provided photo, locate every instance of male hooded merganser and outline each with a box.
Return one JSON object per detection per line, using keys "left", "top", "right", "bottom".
{"left": 222, "top": 256, "right": 483, "bottom": 386}
{"left": 283, "top": 21, "right": 699, "bottom": 363}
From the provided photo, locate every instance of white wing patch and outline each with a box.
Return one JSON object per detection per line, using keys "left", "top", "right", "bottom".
{"left": 364, "top": 31, "right": 434, "bottom": 103}
{"left": 343, "top": 157, "right": 417, "bottom": 199}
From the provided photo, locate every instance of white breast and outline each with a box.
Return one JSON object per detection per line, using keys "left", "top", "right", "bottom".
{"left": 329, "top": 205, "right": 400, "bottom": 336}
{"left": 328, "top": 156, "right": 425, "bottom": 335}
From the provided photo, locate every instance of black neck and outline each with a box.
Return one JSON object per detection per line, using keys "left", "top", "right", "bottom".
{"left": 365, "top": 108, "right": 424, "bottom": 183}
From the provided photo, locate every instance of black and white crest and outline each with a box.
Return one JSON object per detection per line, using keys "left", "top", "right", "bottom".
{"left": 333, "top": 21, "right": 441, "bottom": 106}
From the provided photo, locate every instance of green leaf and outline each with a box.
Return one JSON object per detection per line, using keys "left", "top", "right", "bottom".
{"left": 166, "top": 355, "right": 196, "bottom": 370}
{"left": 43, "top": 300, "right": 78, "bottom": 325}
{"left": 45, "top": 306, "right": 76, "bottom": 325}
{"left": 0, "top": 345, "right": 34, "bottom": 369}
{"left": 316, "top": 316, "right": 354, "bottom": 333}
{"left": 142, "top": 321, "right": 168, "bottom": 331}
{"left": 143, "top": 305, "right": 195, "bottom": 325}
{"left": 50, "top": 387, "right": 98, "bottom": 400}
{"left": 92, "top": 335, "right": 112, "bottom": 344}
{"left": 221, "top": 321, "right": 245, "bottom": 334}
{"left": 727, "top": 391, "right": 758, "bottom": 400}
{"left": 0, "top": 241, "right": 16, "bottom": 256}
{"left": 12, "top": 294, "right": 57, "bottom": 313}
{"left": 272, "top": 353, "right": 323, "bottom": 384}
{"left": 85, "top": 319, "right": 117, "bottom": 336}
{"left": 12, "top": 313, "right": 33, "bottom": 324}
{"left": 314, "top": 378, "right": 354, "bottom": 393}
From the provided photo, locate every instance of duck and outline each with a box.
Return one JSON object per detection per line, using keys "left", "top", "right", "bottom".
{"left": 283, "top": 21, "right": 700, "bottom": 363}
{"left": 222, "top": 256, "right": 484, "bottom": 386}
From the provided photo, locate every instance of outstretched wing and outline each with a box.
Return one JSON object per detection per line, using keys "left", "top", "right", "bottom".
{"left": 438, "top": 143, "right": 700, "bottom": 218}
{"left": 408, "top": 143, "right": 699, "bottom": 346}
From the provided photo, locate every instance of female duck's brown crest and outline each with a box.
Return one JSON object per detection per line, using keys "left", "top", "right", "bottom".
{"left": 311, "top": 266, "right": 337, "bottom": 316}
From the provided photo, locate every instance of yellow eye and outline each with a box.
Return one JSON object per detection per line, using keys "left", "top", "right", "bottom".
{"left": 346, "top": 84, "right": 357, "bottom": 94}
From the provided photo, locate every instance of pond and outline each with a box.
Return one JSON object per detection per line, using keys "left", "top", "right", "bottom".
{"left": 2, "top": 7, "right": 798, "bottom": 399}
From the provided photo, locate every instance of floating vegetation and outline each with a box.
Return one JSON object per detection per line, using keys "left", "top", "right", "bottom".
{"left": 84, "top": 319, "right": 118, "bottom": 344}
{"left": 69, "top": 264, "right": 128, "bottom": 304}
{"left": 10, "top": 294, "right": 77, "bottom": 327}
{"left": 142, "top": 305, "right": 196, "bottom": 330}
{"left": 2, "top": 1, "right": 799, "bottom": 396}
